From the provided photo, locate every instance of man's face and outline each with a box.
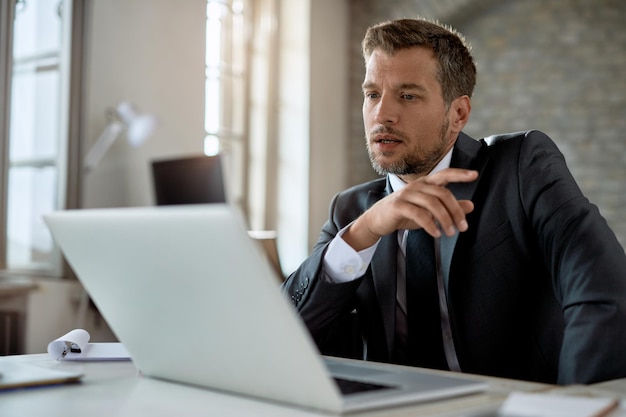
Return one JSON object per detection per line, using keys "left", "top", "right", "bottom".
{"left": 362, "top": 47, "right": 460, "bottom": 182}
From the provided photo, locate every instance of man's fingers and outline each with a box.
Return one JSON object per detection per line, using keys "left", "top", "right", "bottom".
{"left": 417, "top": 199, "right": 473, "bottom": 238}
{"left": 404, "top": 183, "right": 474, "bottom": 236}
{"left": 455, "top": 200, "right": 474, "bottom": 232}
{"left": 355, "top": 169, "right": 478, "bottom": 245}
{"left": 424, "top": 168, "right": 478, "bottom": 187}
{"left": 413, "top": 168, "right": 477, "bottom": 236}
{"left": 459, "top": 200, "right": 474, "bottom": 214}
{"left": 431, "top": 199, "right": 473, "bottom": 237}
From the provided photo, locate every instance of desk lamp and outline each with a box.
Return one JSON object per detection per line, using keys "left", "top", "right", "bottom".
{"left": 76, "top": 101, "right": 157, "bottom": 328}
{"left": 83, "top": 101, "right": 157, "bottom": 173}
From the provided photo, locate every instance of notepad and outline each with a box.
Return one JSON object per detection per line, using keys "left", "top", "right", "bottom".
{"left": 48, "top": 329, "right": 131, "bottom": 361}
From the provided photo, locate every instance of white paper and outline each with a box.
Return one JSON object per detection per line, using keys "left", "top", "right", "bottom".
{"left": 500, "top": 391, "right": 618, "bottom": 417}
{"left": 47, "top": 329, "right": 130, "bottom": 361}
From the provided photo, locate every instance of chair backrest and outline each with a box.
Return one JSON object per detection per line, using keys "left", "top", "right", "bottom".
{"left": 248, "top": 230, "right": 284, "bottom": 282}
{"left": 151, "top": 154, "right": 226, "bottom": 205}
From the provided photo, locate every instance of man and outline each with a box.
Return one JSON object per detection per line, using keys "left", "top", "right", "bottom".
{"left": 282, "top": 18, "right": 626, "bottom": 385}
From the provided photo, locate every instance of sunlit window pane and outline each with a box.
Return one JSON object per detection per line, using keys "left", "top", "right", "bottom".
{"left": 205, "top": 0, "right": 247, "bottom": 205}
{"left": 10, "top": 68, "right": 59, "bottom": 160}
{"left": 6, "top": 0, "right": 66, "bottom": 273}
{"left": 206, "top": 2, "right": 222, "bottom": 68}
{"left": 231, "top": 8, "right": 245, "bottom": 71}
{"left": 204, "top": 134, "right": 220, "bottom": 156}
{"left": 232, "top": 1, "right": 244, "bottom": 14}
{"left": 6, "top": 166, "right": 57, "bottom": 268}
{"left": 12, "top": 0, "right": 61, "bottom": 59}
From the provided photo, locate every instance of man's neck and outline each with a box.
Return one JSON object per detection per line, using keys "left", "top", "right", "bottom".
{"left": 390, "top": 147, "right": 454, "bottom": 191}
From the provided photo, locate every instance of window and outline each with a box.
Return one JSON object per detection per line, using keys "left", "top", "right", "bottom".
{"left": 0, "top": 0, "right": 78, "bottom": 276}
{"left": 205, "top": 0, "right": 248, "bottom": 211}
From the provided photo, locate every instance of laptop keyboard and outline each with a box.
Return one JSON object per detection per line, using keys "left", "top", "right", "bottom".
{"left": 333, "top": 377, "right": 394, "bottom": 395}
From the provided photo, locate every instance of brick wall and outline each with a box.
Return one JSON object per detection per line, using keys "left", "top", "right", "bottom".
{"left": 346, "top": 0, "right": 626, "bottom": 247}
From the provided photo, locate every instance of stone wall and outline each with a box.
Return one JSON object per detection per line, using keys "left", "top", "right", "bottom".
{"left": 346, "top": 0, "right": 626, "bottom": 247}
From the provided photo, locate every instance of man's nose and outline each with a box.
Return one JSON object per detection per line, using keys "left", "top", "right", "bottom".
{"left": 373, "top": 95, "right": 398, "bottom": 124}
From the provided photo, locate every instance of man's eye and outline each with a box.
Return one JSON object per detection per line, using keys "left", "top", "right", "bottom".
{"left": 402, "top": 94, "right": 417, "bottom": 100}
{"left": 364, "top": 92, "right": 379, "bottom": 99}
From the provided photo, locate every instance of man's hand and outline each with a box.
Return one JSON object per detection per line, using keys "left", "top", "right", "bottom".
{"left": 343, "top": 169, "right": 478, "bottom": 251}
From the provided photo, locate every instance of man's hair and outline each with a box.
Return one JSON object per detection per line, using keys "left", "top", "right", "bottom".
{"left": 362, "top": 18, "right": 477, "bottom": 104}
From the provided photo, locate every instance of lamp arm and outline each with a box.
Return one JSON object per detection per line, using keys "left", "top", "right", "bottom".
{"left": 83, "top": 121, "right": 125, "bottom": 174}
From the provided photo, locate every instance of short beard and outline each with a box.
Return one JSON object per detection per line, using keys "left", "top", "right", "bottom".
{"left": 367, "top": 119, "right": 451, "bottom": 177}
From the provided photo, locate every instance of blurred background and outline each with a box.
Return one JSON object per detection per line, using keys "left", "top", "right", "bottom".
{"left": 348, "top": 0, "right": 626, "bottom": 243}
{"left": 0, "top": 0, "right": 624, "bottom": 354}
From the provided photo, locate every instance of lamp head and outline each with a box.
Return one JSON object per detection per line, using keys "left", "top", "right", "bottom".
{"left": 83, "top": 101, "right": 158, "bottom": 174}
{"left": 115, "top": 102, "right": 158, "bottom": 147}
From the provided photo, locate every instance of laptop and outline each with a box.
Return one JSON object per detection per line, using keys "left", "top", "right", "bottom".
{"left": 151, "top": 154, "right": 226, "bottom": 206}
{"left": 43, "top": 204, "right": 487, "bottom": 414}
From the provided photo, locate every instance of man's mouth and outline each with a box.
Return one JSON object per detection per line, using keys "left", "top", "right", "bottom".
{"left": 374, "top": 135, "right": 402, "bottom": 144}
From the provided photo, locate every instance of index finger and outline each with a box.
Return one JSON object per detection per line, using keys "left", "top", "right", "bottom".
{"left": 423, "top": 168, "right": 478, "bottom": 187}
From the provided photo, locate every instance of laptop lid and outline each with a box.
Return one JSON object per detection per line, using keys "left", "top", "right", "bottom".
{"left": 44, "top": 204, "right": 486, "bottom": 414}
{"left": 151, "top": 154, "right": 226, "bottom": 206}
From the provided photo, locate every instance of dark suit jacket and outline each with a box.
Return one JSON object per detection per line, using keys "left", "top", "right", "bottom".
{"left": 283, "top": 130, "right": 626, "bottom": 385}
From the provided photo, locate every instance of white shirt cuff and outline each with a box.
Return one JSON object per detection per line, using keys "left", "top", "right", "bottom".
{"left": 322, "top": 225, "right": 379, "bottom": 283}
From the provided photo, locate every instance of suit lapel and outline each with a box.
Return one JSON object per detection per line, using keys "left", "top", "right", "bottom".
{"left": 439, "top": 133, "right": 488, "bottom": 293}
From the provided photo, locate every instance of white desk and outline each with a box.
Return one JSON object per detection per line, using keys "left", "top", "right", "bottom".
{"left": 0, "top": 354, "right": 621, "bottom": 417}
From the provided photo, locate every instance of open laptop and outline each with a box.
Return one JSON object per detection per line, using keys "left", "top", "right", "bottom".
{"left": 43, "top": 204, "right": 487, "bottom": 414}
{"left": 151, "top": 154, "right": 226, "bottom": 206}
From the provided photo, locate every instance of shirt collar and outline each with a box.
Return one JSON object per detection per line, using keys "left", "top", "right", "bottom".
{"left": 388, "top": 148, "right": 453, "bottom": 192}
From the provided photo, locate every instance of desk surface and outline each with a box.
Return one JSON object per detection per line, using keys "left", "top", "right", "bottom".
{"left": 0, "top": 354, "right": 624, "bottom": 417}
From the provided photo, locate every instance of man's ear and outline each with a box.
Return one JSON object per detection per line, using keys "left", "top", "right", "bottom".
{"left": 450, "top": 95, "right": 471, "bottom": 132}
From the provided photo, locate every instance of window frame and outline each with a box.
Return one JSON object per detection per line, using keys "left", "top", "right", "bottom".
{"left": 0, "top": 0, "right": 84, "bottom": 278}
{"left": 0, "top": 0, "right": 16, "bottom": 271}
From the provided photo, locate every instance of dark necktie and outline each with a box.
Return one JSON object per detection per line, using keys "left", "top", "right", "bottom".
{"left": 405, "top": 229, "right": 448, "bottom": 369}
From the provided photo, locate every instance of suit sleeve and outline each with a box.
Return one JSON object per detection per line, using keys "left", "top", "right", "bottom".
{"left": 281, "top": 192, "right": 363, "bottom": 347}
{"left": 519, "top": 130, "right": 626, "bottom": 384}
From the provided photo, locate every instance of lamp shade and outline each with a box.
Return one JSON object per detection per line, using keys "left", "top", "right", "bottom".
{"left": 83, "top": 102, "right": 157, "bottom": 173}
{"left": 116, "top": 101, "right": 158, "bottom": 147}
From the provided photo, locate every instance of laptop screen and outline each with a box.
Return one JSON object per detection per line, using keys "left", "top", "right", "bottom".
{"left": 151, "top": 154, "right": 226, "bottom": 205}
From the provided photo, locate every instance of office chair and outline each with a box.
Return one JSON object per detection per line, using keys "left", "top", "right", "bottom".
{"left": 248, "top": 231, "right": 284, "bottom": 282}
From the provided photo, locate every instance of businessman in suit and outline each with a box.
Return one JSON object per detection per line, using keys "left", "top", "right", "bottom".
{"left": 282, "top": 18, "right": 626, "bottom": 385}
